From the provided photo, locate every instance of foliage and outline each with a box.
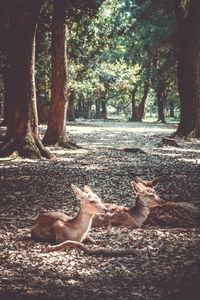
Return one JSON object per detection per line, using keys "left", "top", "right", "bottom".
{"left": 65, "top": 0, "right": 179, "bottom": 120}
{"left": 0, "top": 0, "right": 180, "bottom": 122}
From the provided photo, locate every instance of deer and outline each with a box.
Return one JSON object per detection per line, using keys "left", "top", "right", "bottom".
{"left": 31, "top": 184, "right": 107, "bottom": 245}
{"left": 92, "top": 181, "right": 164, "bottom": 228}
{"left": 136, "top": 177, "right": 200, "bottom": 228}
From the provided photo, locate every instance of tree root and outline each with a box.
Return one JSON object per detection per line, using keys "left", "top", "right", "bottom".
{"left": 0, "top": 136, "right": 53, "bottom": 159}
{"left": 162, "top": 137, "right": 180, "bottom": 147}
{"left": 171, "top": 128, "right": 200, "bottom": 139}
{"left": 43, "top": 134, "right": 80, "bottom": 150}
{"left": 41, "top": 240, "right": 137, "bottom": 257}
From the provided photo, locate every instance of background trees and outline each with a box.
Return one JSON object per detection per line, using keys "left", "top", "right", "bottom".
{"left": 65, "top": 0, "right": 179, "bottom": 122}
{"left": 0, "top": 0, "right": 200, "bottom": 158}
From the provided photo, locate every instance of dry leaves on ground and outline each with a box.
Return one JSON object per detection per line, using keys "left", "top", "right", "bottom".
{"left": 0, "top": 120, "right": 200, "bottom": 300}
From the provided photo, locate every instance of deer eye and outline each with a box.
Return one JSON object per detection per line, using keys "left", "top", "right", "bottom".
{"left": 147, "top": 192, "right": 154, "bottom": 197}
{"left": 90, "top": 201, "right": 95, "bottom": 204}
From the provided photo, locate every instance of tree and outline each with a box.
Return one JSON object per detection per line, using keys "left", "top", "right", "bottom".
{"left": 175, "top": 0, "right": 200, "bottom": 137}
{"left": 43, "top": 0, "right": 104, "bottom": 142}
{"left": 67, "top": 89, "right": 76, "bottom": 121}
{"left": 43, "top": 0, "right": 74, "bottom": 148}
{"left": 0, "top": 0, "right": 52, "bottom": 159}
{"left": 0, "top": 0, "right": 10, "bottom": 125}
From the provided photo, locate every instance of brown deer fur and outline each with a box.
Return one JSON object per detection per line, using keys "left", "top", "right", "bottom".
{"left": 137, "top": 177, "right": 200, "bottom": 228}
{"left": 92, "top": 181, "right": 164, "bottom": 228}
{"left": 31, "top": 185, "right": 107, "bottom": 244}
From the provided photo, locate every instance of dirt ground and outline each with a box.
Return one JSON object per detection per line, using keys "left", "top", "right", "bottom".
{"left": 0, "top": 120, "right": 200, "bottom": 300}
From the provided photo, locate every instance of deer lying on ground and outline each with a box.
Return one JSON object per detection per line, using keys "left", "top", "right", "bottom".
{"left": 136, "top": 177, "right": 200, "bottom": 228}
{"left": 31, "top": 184, "right": 107, "bottom": 244}
{"left": 92, "top": 181, "right": 164, "bottom": 228}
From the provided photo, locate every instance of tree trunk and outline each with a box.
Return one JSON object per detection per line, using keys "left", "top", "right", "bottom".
{"left": 169, "top": 101, "right": 175, "bottom": 118}
{"left": 0, "top": 0, "right": 10, "bottom": 126}
{"left": 0, "top": 0, "right": 52, "bottom": 159}
{"left": 1, "top": 73, "right": 9, "bottom": 126}
{"left": 156, "top": 88, "right": 166, "bottom": 123}
{"left": 130, "top": 89, "right": 138, "bottom": 121}
{"left": 136, "top": 81, "right": 149, "bottom": 122}
{"left": 67, "top": 89, "right": 75, "bottom": 121}
{"left": 101, "top": 99, "right": 107, "bottom": 119}
{"left": 175, "top": 0, "right": 200, "bottom": 137}
{"left": 96, "top": 99, "right": 100, "bottom": 119}
{"left": 43, "top": 0, "right": 74, "bottom": 148}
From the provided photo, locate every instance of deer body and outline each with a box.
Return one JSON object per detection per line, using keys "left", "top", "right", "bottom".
{"left": 31, "top": 185, "right": 107, "bottom": 244}
{"left": 137, "top": 177, "right": 200, "bottom": 228}
{"left": 92, "top": 181, "right": 163, "bottom": 228}
{"left": 145, "top": 201, "right": 200, "bottom": 228}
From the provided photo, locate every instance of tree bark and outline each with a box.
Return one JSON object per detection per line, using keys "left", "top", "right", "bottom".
{"left": 67, "top": 89, "right": 75, "bottom": 121}
{"left": 175, "top": 0, "right": 200, "bottom": 137}
{"left": 43, "top": 0, "right": 74, "bottom": 148}
{"left": 130, "top": 88, "right": 138, "bottom": 121}
{"left": 96, "top": 99, "right": 100, "bottom": 119}
{"left": 0, "top": 0, "right": 52, "bottom": 159}
{"left": 101, "top": 99, "right": 107, "bottom": 119}
{"left": 156, "top": 88, "right": 166, "bottom": 123}
{"left": 1, "top": 73, "right": 9, "bottom": 126}
{"left": 136, "top": 81, "right": 149, "bottom": 121}
{"left": 169, "top": 101, "right": 175, "bottom": 118}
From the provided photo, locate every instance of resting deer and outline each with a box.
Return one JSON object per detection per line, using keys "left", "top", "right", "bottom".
{"left": 92, "top": 181, "right": 164, "bottom": 228}
{"left": 136, "top": 177, "right": 200, "bottom": 228}
{"left": 31, "top": 184, "right": 107, "bottom": 244}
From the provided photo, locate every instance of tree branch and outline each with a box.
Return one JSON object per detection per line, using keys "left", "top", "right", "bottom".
{"left": 42, "top": 240, "right": 137, "bottom": 257}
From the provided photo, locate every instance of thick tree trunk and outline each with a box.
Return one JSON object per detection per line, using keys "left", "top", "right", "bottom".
{"left": 175, "top": 0, "right": 200, "bottom": 137}
{"left": 0, "top": 0, "right": 52, "bottom": 159}
{"left": 130, "top": 89, "right": 138, "bottom": 121}
{"left": 136, "top": 81, "right": 149, "bottom": 122}
{"left": 1, "top": 73, "right": 9, "bottom": 126}
{"left": 0, "top": 0, "right": 10, "bottom": 126}
{"left": 67, "top": 89, "right": 75, "bottom": 121}
{"left": 43, "top": 0, "right": 74, "bottom": 148}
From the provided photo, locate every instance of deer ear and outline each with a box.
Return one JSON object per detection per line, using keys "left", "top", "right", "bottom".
{"left": 83, "top": 185, "right": 92, "bottom": 193}
{"left": 131, "top": 181, "right": 141, "bottom": 193}
{"left": 135, "top": 176, "right": 145, "bottom": 184}
{"left": 71, "top": 184, "right": 83, "bottom": 199}
{"left": 151, "top": 177, "right": 160, "bottom": 187}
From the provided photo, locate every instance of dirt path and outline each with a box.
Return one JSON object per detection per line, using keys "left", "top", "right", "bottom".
{"left": 0, "top": 120, "right": 200, "bottom": 299}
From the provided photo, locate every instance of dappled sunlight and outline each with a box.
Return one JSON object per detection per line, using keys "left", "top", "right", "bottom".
{"left": 67, "top": 120, "right": 177, "bottom": 135}
{"left": 151, "top": 148, "right": 200, "bottom": 164}
{"left": 1, "top": 121, "right": 200, "bottom": 300}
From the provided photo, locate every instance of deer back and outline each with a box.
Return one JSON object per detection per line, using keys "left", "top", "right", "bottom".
{"left": 31, "top": 212, "right": 72, "bottom": 242}
{"left": 145, "top": 202, "right": 200, "bottom": 227}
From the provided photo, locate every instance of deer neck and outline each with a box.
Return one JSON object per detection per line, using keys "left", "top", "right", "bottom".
{"left": 129, "top": 195, "right": 149, "bottom": 224}
{"left": 71, "top": 209, "right": 94, "bottom": 242}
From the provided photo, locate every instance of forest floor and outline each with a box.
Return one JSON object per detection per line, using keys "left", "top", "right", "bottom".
{"left": 0, "top": 119, "right": 200, "bottom": 300}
